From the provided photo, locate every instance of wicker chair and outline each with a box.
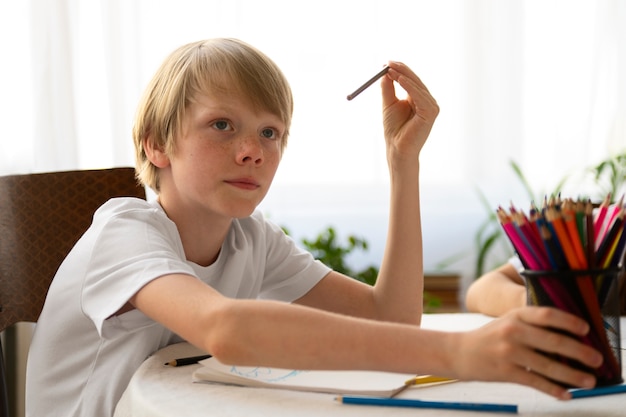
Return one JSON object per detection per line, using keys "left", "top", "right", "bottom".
{"left": 0, "top": 168, "right": 146, "bottom": 417}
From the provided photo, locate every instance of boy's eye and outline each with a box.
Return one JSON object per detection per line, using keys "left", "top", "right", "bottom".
{"left": 212, "top": 120, "right": 232, "bottom": 131}
{"left": 261, "top": 128, "right": 277, "bottom": 139}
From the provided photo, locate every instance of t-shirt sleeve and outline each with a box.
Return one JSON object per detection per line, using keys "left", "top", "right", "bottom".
{"left": 508, "top": 255, "right": 524, "bottom": 280}
{"left": 80, "top": 201, "right": 197, "bottom": 338}
{"left": 256, "top": 215, "right": 331, "bottom": 302}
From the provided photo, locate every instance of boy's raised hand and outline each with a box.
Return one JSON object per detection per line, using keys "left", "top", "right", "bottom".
{"left": 380, "top": 62, "right": 439, "bottom": 163}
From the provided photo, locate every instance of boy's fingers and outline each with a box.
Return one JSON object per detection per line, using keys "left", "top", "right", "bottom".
{"left": 509, "top": 366, "right": 574, "bottom": 400}
{"left": 380, "top": 70, "right": 397, "bottom": 109}
{"left": 513, "top": 347, "right": 597, "bottom": 388}
{"left": 511, "top": 307, "right": 590, "bottom": 338}
{"left": 382, "top": 62, "right": 438, "bottom": 115}
{"left": 524, "top": 327, "right": 602, "bottom": 368}
{"left": 508, "top": 308, "right": 603, "bottom": 368}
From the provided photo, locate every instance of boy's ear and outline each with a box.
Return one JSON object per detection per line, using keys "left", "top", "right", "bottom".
{"left": 143, "top": 136, "right": 170, "bottom": 168}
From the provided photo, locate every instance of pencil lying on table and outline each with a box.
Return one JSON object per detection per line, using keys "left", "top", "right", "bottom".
{"left": 164, "top": 354, "right": 212, "bottom": 367}
{"left": 390, "top": 375, "right": 456, "bottom": 397}
{"left": 336, "top": 396, "right": 518, "bottom": 414}
{"left": 569, "top": 383, "right": 626, "bottom": 399}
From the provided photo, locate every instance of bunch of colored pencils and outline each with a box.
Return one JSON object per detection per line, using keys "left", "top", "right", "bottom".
{"left": 497, "top": 195, "right": 625, "bottom": 272}
{"left": 497, "top": 194, "right": 625, "bottom": 385}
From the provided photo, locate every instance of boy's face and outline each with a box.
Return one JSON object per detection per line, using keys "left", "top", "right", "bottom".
{"left": 158, "top": 90, "right": 284, "bottom": 219}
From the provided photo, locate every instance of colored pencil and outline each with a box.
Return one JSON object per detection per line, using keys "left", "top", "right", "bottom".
{"left": 575, "top": 199, "right": 586, "bottom": 244}
{"left": 585, "top": 200, "right": 596, "bottom": 268}
{"left": 545, "top": 206, "right": 583, "bottom": 269}
{"left": 390, "top": 375, "right": 457, "bottom": 397}
{"left": 512, "top": 207, "right": 549, "bottom": 267}
{"left": 570, "top": 383, "right": 626, "bottom": 399}
{"left": 602, "top": 195, "right": 624, "bottom": 242}
{"left": 164, "top": 354, "right": 212, "bottom": 367}
{"left": 562, "top": 200, "right": 588, "bottom": 268}
{"left": 596, "top": 209, "right": 625, "bottom": 268}
{"left": 607, "top": 225, "right": 626, "bottom": 268}
{"left": 537, "top": 218, "right": 567, "bottom": 269}
{"left": 544, "top": 206, "right": 608, "bottom": 354}
{"left": 498, "top": 208, "right": 537, "bottom": 268}
{"left": 336, "top": 396, "right": 518, "bottom": 413}
{"left": 594, "top": 194, "right": 611, "bottom": 247}
{"left": 346, "top": 66, "right": 389, "bottom": 101}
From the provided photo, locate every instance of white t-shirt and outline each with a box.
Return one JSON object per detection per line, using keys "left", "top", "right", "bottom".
{"left": 508, "top": 255, "right": 524, "bottom": 273}
{"left": 25, "top": 198, "right": 331, "bottom": 417}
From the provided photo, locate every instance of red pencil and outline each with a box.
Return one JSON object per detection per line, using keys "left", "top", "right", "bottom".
{"left": 585, "top": 200, "right": 596, "bottom": 268}
{"left": 594, "top": 194, "right": 611, "bottom": 246}
{"left": 596, "top": 209, "right": 625, "bottom": 268}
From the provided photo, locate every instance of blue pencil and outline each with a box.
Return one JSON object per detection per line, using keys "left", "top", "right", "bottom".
{"left": 336, "top": 395, "right": 518, "bottom": 413}
{"left": 569, "top": 383, "right": 626, "bottom": 399}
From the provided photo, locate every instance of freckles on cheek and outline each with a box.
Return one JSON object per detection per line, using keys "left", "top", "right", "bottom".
{"left": 219, "top": 142, "right": 232, "bottom": 153}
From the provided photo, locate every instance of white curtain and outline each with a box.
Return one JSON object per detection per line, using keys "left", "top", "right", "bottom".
{"left": 1, "top": 0, "right": 625, "bottom": 280}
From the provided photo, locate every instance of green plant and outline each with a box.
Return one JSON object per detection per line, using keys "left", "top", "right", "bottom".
{"left": 299, "top": 226, "right": 379, "bottom": 285}
{"left": 284, "top": 225, "right": 441, "bottom": 311}
{"left": 281, "top": 225, "right": 379, "bottom": 285}
{"left": 436, "top": 160, "right": 566, "bottom": 278}
{"left": 471, "top": 160, "right": 567, "bottom": 278}
{"left": 586, "top": 152, "right": 626, "bottom": 202}
{"left": 466, "top": 151, "right": 626, "bottom": 279}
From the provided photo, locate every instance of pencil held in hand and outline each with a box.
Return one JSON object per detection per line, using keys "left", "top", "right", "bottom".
{"left": 347, "top": 66, "right": 389, "bottom": 100}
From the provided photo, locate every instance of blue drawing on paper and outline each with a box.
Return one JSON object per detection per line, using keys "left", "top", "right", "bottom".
{"left": 230, "top": 366, "right": 306, "bottom": 383}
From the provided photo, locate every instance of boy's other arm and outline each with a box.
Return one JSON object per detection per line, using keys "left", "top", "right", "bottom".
{"left": 130, "top": 272, "right": 434, "bottom": 370}
{"left": 466, "top": 263, "right": 526, "bottom": 316}
{"left": 131, "top": 273, "right": 601, "bottom": 400}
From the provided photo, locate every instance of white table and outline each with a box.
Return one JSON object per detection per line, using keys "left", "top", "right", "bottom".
{"left": 114, "top": 314, "right": 626, "bottom": 416}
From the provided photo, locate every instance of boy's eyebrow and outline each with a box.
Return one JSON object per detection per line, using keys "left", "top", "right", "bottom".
{"left": 347, "top": 66, "right": 390, "bottom": 101}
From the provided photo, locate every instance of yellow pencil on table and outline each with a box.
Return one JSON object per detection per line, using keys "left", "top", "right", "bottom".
{"left": 407, "top": 375, "right": 455, "bottom": 385}
{"left": 391, "top": 375, "right": 456, "bottom": 397}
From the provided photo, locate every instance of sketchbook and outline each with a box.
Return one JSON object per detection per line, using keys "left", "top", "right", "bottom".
{"left": 192, "top": 357, "right": 454, "bottom": 397}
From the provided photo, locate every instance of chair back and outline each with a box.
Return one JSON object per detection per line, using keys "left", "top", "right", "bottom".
{"left": 0, "top": 167, "right": 146, "bottom": 417}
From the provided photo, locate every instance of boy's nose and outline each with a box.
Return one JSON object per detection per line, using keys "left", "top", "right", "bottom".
{"left": 237, "top": 136, "right": 263, "bottom": 165}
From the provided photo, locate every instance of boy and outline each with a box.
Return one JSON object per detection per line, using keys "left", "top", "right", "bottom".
{"left": 26, "top": 38, "right": 601, "bottom": 417}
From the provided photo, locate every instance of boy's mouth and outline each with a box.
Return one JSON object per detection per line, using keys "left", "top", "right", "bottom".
{"left": 225, "top": 178, "right": 260, "bottom": 190}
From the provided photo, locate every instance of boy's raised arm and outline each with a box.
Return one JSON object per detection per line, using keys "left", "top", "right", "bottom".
{"left": 372, "top": 61, "right": 439, "bottom": 323}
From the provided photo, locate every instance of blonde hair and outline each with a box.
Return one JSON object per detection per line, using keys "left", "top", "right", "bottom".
{"left": 132, "top": 38, "right": 294, "bottom": 191}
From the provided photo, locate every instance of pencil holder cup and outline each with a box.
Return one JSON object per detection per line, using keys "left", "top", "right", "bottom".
{"left": 521, "top": 267, "right": 623, "bottom": 387}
